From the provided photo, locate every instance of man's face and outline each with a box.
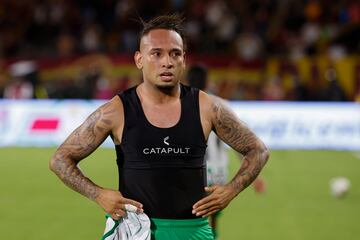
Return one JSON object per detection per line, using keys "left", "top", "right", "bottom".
{"left": 134, "top": 29, "right": 186, "bottom": 89}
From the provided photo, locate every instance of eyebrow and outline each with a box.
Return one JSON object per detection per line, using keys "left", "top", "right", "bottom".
{"left": 149, "top": 48, "right": 182, "bottom": 52}
{"left": 149, "top": 48, "right": 162, "bottom": 52}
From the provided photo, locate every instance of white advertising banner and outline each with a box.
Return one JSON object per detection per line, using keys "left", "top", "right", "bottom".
{"left": 0, "top": 100, "right": 112, "bottom": 148}
{"left": 0, "top": 100, "right": 359, "bottom": 150}
{"left": 230, "top": 102, "right": 360, "bottom": 150}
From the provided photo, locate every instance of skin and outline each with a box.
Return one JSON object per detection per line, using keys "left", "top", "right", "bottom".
{"left": 49, "top": 28, "right": 269, "bottom": 221}
{"left": 193, "top": 94, "right": 269, "bottom": 217}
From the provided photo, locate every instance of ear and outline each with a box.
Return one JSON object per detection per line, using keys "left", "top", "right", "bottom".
{"left": 134, "top": 51, "right": 142, "bottom": 69}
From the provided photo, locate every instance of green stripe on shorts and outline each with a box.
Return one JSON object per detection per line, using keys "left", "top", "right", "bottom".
{"left": 101, "top": 214, "right": 120, "bottom": 240}
{"left": 150, "top": 217, "right": 214, "bottom": 240}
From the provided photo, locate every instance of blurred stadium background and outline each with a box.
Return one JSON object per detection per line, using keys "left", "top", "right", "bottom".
{"left": 0, "top": 0, "right": 359, "bottom": 239}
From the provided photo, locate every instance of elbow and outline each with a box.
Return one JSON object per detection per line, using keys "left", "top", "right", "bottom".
{"left": 49, "top": 155, "right": 57, "bottom": 173}
{"left": 260, "top": 143, "right": 270, "bottom": 165}
{"left": 49, "top": 150, "right": 65, "bottom": 174}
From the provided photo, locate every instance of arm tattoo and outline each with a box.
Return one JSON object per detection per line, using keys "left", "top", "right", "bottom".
{"left": 212, "top": 98, "right": 269, "bottom": 194}
{"left": 50, "top": 104, "right": 115, "bottom": 200}
{"left": 52, "top": 151, "right": 99, "bottom": 200}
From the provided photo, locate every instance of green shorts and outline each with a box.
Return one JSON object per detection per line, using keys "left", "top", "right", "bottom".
{"left": 151, "top": 217, "right": 214, "bottom": 240}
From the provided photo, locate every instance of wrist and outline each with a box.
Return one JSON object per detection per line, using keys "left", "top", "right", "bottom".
{"left": 93, "top": 186, "right": 104, "bottom": 203}
{"left": 226, "top": 182, "right": 241, "bottom": 199}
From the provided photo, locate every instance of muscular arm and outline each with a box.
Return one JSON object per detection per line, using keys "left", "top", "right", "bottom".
{"left": 193, "top": 94, "right": 269, "bottom": 217}
{"left": 50, "top": 97, "right": 143, "bottom": 219}
{"left": 211, "top": 96, "right": 269, "bottom": 195}
{"left": 49, "top": 101, "right": 116, "bottom": 200}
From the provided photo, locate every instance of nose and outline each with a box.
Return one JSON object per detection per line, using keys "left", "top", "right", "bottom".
{"left": 162, "top": 54, "right": 174, "bottom": 68}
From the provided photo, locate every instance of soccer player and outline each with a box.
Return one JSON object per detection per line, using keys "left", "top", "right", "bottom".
{"left": 49, "top": 14, "right": 269, "bottom": 240}
{"left": 187, "top": 64, "right": 267, "bottom": 239}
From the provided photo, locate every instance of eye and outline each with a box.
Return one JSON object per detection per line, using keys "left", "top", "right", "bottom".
{"left": 171, "top": 51, "right": 182, "bottom": 57}
{"left": 151, "top": 51, "right": 161, "bottom": 57}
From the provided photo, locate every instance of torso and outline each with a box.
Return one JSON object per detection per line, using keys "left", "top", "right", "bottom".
{"left": 110, "top": 83, "right": 213, "bottom": 145}
{"left": 115, "top": 83, "right": 210, "bottom": 218}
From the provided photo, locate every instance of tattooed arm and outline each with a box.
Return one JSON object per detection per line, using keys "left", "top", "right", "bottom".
{"left": 49, "top": 97, "right": 143, "bottom": 219}
{"left": 193, "top": 93, "right": 269, "bottom": 217}
{"left": 49, "top": 101, "right": 113, "bottom": 200}
{"left": 211, "top": 96, "right": 269, "bottom": 191}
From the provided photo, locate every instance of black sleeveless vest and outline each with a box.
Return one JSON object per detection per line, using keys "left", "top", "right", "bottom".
{"left": 116, "top": 84, "right": 207, "bottom": 219}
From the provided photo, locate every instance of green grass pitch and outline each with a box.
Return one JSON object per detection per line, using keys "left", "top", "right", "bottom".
{"left": 0, "top": 148, "right": 359, "bottom": 240}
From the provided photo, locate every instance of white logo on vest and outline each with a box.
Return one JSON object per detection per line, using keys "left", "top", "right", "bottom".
{"left": 142, "top": 136, "right": 190, "bottom": 155}
{"left": 164, "top": 136, "right": 169, "bottom": 145}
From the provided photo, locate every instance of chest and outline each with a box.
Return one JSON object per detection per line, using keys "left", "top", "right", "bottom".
{"left": 141, "top": 100, "right": 181, "bottom": 128}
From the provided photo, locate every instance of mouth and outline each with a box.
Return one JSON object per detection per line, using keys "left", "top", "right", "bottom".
{"left": 159, "top": 72, "right": 174, "bottom": 81}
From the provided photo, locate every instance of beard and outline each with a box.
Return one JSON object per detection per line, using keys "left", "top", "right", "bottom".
{"left": 155, "top": 82, "right": 178, "bottom": 94}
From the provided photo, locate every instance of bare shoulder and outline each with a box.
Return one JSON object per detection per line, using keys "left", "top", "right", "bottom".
{"left": 199, "top": 91, "right": 228, "bottom": 125}
{"left": 198, "top": 91, "right": 233, "bottom": 139}
{"left": 90, "top": 96, "right": 123, "bottom": 130}
{"left": 101, "top": 95, "right": 124, "bottom": 144}
{"left": 209, "top": 94, "right": 265, "bottom": 155}
{"left": 103, "top": 95, "right": 124, "bottom": 121}
{"left": 54, "top": 96, "right": 124, "bottom": 161}
{"left": 84, "top": 94, "right": 127, "bottom": 145}
{"left": 198, "top": 90, "right": 213, "bottom": 113}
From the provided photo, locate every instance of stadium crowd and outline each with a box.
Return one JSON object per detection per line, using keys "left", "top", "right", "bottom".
{"left": 0, "top": 0, "right": 359, "bottom": 101}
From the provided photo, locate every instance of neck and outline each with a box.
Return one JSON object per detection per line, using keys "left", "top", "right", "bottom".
{"left": 138, "top": 82, "right": 181, "bottom": 104}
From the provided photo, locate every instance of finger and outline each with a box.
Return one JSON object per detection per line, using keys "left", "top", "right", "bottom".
{"left": 205, "top": 185, "right": 217, "bottom": 193}
{"left": 193, "top": 194, "right": 215, "bottom": 209}
{"left": 117, "top": 202, "right": 144, "bottom": 214}
{"left": 111, "top": 209, "right": 126, "bottom": 220}
{"left": 195, "top": 205, "right": 219, "bottom": 217}
{"left": 121, "top": 197, "right": 143, "bottom": 210}
{"left": 193, "top": 199, "right": 218, "bottom": 212}
{"left": 125, "top": 204, "right": 139, "bottom": 213}
{"left": 115, "top": 199, "right": 143, "bottom": 213}
{"left": 202, "top": 208, "right": 220, "bottom": 217}
{"left": 112, "top": 214, "right": 121, "bottom": 221}
{"left": 192, "top": 200, "right": 219, "bottom": 214}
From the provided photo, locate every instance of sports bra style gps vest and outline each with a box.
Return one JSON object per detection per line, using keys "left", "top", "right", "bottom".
{"left": 116, "top": 84, "right": 207, "bottom": 219}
